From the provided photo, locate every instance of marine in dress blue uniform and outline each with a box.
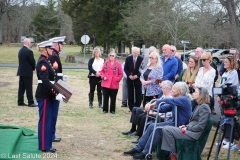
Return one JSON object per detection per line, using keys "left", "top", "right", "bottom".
{"left": 48, "top": 36, "right": 66, "bottom": 142}
{"left": 35, "top": 40, "right": 65, "bottom": 153}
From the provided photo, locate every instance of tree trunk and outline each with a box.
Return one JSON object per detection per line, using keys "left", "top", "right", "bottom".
{"left": 0, "top": 18, "right": 2, "bottom": 43}
{"left": 219, "top": 0, "right": 240, "bottom": 48}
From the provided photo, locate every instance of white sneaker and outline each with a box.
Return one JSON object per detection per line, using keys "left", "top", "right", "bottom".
{"left": 215, "top": 139, "right": 227, "bottom": 146}
{"left": 230, "top": 144, "right": 240, "bottom": 151}
{"left": 222, "top": 142, "right": 234, "bottom": 149}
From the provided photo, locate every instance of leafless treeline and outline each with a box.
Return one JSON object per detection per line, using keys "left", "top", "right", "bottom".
{"left": 0, "top": 0, "right": 240, "bottom": 49}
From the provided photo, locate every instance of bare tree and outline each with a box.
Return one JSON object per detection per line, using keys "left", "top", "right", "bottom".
{"left": 219, "top": 0, "right": 240, "bottom": 48}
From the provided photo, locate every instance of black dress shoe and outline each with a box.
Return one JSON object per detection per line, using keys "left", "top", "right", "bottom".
{"left": 18, "top": 103, "right": 28, "bottom": 106}
{"left": 123, "top": 148, "right": 140, "bottom": 156}
{"left": 28, "top": 103, "right": 38, "bottom": 107}
{"left": 103, "top": 111, "right": 107, "bottom": 114}
{"left": 132, "top": 138, "right": 139, "bottom": 144}
{"left": 122, "top": 130, "right": 134, "bottom": 135}
{"left": 110, "top": 111, "right": 115, "bottom": 114}
{"left": 133, "top": 152, "right": 146, "bottom": 159}
{"left": 121, "top": 105, "right": 127, "bottom": 107}
{"left": 52, "top": 138, "right": 61, "bottom": 142}
{"left": 42, "top": 148, "right": 57, "bottom": 153}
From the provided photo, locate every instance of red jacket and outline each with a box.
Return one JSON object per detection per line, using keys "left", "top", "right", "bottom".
{"left": 100, "top": 59, "right": 123, "bottom": 89}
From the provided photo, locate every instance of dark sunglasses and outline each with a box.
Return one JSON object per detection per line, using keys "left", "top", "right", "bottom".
{"left": 109, "top": 55, "right": 115, "bottom": 57}
{"left": 201, "top": 59, "right": 208, "bottom": 62}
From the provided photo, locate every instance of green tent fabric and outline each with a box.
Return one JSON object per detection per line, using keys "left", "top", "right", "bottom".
{"left": 0, "top": 124, "right": 41, "bottom": 160}
{"left": 156, "top": 118, "right": 214, "bottom": 160}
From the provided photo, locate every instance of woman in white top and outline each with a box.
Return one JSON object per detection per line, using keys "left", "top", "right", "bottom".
{"left": 216, "top": 55, "right": 239, "bottom": 149}
{"left": 218, "top": 55, "right": 239, "bottom": 86}
{"left": 194, "top": 52, "right": 215, "bottom": 113}
{"left": 88, "top": 47, "right": 105, "bottom": 108}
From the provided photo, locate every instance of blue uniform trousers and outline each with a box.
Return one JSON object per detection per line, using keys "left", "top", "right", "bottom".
{"left": 37, "top": 98, "right": 54, "bottom": 151}
{"left": 52, "top": 99, "right": 60, "bottom": 140}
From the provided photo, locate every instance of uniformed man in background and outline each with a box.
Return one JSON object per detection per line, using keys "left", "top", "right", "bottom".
{"left": 49, "top": 36, "right": 68, "bottom": 143}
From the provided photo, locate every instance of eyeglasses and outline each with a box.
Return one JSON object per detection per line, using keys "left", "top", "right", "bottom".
{"left": 201, "top": 59, "right": 208, "bottom": 62}
{"left": 149, "top": 57, "right": 155, "bottom": 59}
{"left": 109, "top": 55, "right": 115, "bottom": 57}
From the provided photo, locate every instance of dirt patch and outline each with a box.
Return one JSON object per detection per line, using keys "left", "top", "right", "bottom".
{"left": 0, "top": 82, "right": 11, "bottom": 87}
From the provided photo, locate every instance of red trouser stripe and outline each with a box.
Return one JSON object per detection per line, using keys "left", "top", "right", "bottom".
{"left": 42, "top": 99, "right": 47, "bottom": 150}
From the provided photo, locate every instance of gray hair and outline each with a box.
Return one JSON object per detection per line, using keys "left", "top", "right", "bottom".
{"left": 230, "top": 48, "right": 239, "bottom": 54}
{"left": 92, "top": 47, "right": 101, "bottom": 57}
{"left": 108, "top": 51, "right": 116, "bottom": 57}
{"left": 196, "top": 87, "right": 210, "bottom": 105}
{"left": 161, "top": 80, "right": 173, "bottom": 90}
{"left": 132, "top": 47, "right": 140, "bottom": 53}
{"left": 175, "top": 82, "right": 188, "bottom": 95}
{"left": 196, "top": 47, "right": 204, "bottom": 53}
{"left": 149, "top": 46, "right": 156, "bottom": 54}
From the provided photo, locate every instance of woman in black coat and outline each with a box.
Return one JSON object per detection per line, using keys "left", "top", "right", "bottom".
{"left": 88, "top": 47, "right": 105, "bottom": 108}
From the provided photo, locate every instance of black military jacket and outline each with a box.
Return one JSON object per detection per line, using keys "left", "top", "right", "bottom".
{"left": 49, "top": 49, "right": 62, "bottom": 82}
{"left": 35, "top": 55, "right": 59, "bottom": 99}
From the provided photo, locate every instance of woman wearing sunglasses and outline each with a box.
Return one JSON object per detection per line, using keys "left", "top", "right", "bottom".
{"left": 161, "top": 87, "right": 211, "bottom": 160}
{"left": 140, "top": 52, "right": 163, "bottom": 107}
{"left": 100, "top": 51, "right": 123, "bottom": 114}
{"left": 194, "top": 52, "right": 216, "bottom": 113}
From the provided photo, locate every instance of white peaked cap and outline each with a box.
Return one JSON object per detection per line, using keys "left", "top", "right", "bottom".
{"left": 49, "top": 36, "right": 66, "bottom": 44}
{"left": 37, "top": 40, "right": 54, "bottom": 48}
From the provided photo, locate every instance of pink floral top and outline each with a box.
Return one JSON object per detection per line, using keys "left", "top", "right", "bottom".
{"left": 195, "top": 67, "right": 216, "bottom": 96}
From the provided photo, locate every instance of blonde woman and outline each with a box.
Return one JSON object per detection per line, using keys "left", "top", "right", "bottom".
{"left": 194, "top": 52, "right": 216, "bottom": 113}
{"left": 179, "top": 55, "right": 199, "bottom": 93}
{"left": 140, "top": 52, "right": 163, "bottom": 107}
{"left": 88, "top": 47, "right": 105, "bottom": 108}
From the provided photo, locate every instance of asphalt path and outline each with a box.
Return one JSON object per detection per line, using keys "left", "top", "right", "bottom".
{"left": 0, "top": 52, "right": 222, "bottom": 125}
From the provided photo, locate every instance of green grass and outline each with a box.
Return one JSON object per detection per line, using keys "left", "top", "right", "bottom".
{"left": 0, "top": 44, "right": 116, "bottom": 64}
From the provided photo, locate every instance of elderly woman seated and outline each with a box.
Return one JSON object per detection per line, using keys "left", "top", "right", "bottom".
{"left": 161, "top": 87, "right": 211, "bottom": 160}
{"left": 123, "top": 82, "right": 192, "bottom": 159}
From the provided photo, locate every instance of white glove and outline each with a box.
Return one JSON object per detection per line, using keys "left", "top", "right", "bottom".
{"left": 56, "top": 93, "right": 66, "bottom": 101}
{"left": 63, "top": 75, "right": 69, "bottom": 82}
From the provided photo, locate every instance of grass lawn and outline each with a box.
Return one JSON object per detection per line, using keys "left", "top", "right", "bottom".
{"left": 0, "top": 45, "right": 240, "bottom": 159}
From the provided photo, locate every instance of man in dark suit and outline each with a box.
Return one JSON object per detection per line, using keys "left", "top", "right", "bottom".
{"left": 17, "top": 38, "right": 37, "bottom": 107}
{"left": 124, "top": 47, "right": 143, "bottom": 112}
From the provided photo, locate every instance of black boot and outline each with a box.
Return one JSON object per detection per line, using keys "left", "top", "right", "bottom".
{"left": 88, "top": 93, "right": 94, "bottom": 108}
{"left": 97, "top": 92, "right": 103, "bottom": 108}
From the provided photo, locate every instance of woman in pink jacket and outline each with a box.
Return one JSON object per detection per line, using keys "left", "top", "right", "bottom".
{"left": 100, "top": 51, "right": 123, "bottom": 114}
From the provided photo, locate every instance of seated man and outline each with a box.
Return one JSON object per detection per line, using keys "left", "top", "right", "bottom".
{"left": 122, "top": 80, "right": 173, "bottom": 137}
{"left": 123, "top": 82, "right": 192, "bottom": 159}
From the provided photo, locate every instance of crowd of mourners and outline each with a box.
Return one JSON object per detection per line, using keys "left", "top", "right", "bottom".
{"left": 87, "top": 44, "right": 240, "bottom": 159}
